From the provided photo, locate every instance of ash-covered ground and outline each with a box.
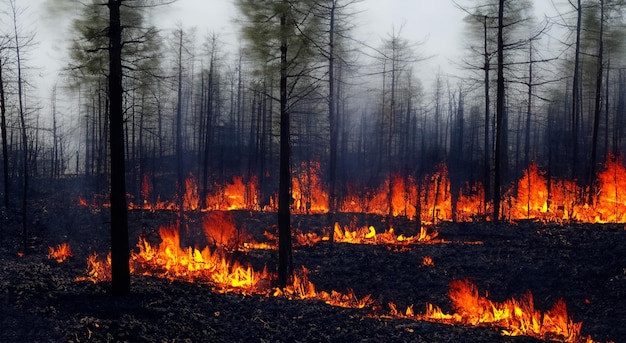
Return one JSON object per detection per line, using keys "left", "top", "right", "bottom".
{"left": 1, "top": 191, "right": 624, "bottom": 343}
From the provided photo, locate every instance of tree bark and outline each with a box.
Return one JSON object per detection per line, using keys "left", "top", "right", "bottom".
{"left": 277, "top": 1, "right": 293, "bottom": 288}
{"left": 0, "top": 50, "right": 8, "bottom": 208}
{"left": 107, "top": 0, "right": 131, "bottom": 295}
{"left": 589, "top": 0, "right": 605, "bottom": 204}
{"left": 493, "top": 0, "right": 505, "bottom": 221}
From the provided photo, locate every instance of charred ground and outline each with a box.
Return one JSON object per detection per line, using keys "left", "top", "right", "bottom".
{"left": 0, "top": 187, "right": 625, "bottom": 343}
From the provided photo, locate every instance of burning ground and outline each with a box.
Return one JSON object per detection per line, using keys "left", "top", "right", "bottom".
{"left": 0, "top": 191, "right": 624, "bottom": 343}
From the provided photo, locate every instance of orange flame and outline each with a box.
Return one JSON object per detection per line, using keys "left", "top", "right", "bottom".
{"left": 331, "top": 222, "right": 439, "bottom": 245}
{"left": 202, "top": 211, "right": 245, "bottom": 250}
{"left": 421, "top": 256, "right": 434, "bottom": 267}
{"left": 48, "top": 243, "right": 72, "bottom": 263}
{"left": 83, "top": 155, "right": 626, "bottom": 225}
{"left": 274, "top": 266, "right": 374, "bottom": 309}
{"left": 292, "top": 161, "right": 329, "bottom": 214}
{"left": 75, "top": 252, "right": 112, "bottom": 283}
{"left": 183, "top": 174, "right": 200, "bottom": 211}
{"left": 132, "top": 224, "right": 260, "bottom": 291}
{"left": 388, "top": 279, "right": 594, "bottom": 343}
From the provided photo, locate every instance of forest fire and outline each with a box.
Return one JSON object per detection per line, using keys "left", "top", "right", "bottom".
{"left": 76, "top": 219, "right": 374, "bottom": 308}
{"left": 389, "top": 279, "right": 603, "bottom": 343}
{"left": 47, "top": 243, "right": 72, "bottom": 263}
{"left": 98, "top": 156, "right": 626, "bottom": 223}
{"left": 78, "top": 155, "right": 626, "bottom": 225}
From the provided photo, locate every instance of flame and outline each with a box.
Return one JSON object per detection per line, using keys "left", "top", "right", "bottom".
{"left": 292, "top": 161, "right": 329, "bottom": 214}
{"left": 387, "top": 279, "right": 592, "bottom": 343}
{"left": 205, "top": 176, "right": 260, "bottom": 211}
{"left": 202, "top": 211, "right": 245, "bottom": 250}
{"left": 81, "top": 156, "right": 626, "bottom": 224}
{"left": 48, "top": 243, "right": 72, "bottom": 263}
{"left": 421, "top": 256, "right": 434, "bottom": 267}
{"left": 141, "top": 173, "right": 151, "bottom": 199}
{"left": 132, "top": 224, "right": 260, "bottom": 291}
{"left": 331, "top": 222, "right": 439, "bottom": 245}
{"left": 275, "top": 266, "right": 374, "bottom": 309}
{"left": 183, "top": 174, "right": 200, "bottom": 211}
{"left": 75, "top": 252, "right": 112, "bottom": 283}
{"left": 594, "top": 155, "right": 626, "bottom": 223}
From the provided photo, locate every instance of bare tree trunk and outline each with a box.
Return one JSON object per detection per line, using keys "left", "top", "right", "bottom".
{"left": 572, "top": 0, "right": 582, "bottom": 181}
{"left": 107, "top": 0, "right": 130, "bottom": 295}
{"left": 493, "top": 0, "right": 505, "bottom": 221}
{"left": 482, "top": 15, "right": 491, "bottom": 216}
{"left": 277, "top": 2, "right": 293, "bottom": 288}
{"left": 0, "top": 49, "right": 9, "bottom": 208}
{"left": 10, "top": 0, "right": 28, "bottom": 252}
{"left": 327, "top": 0, "right": 338, "bottom": 243}
{"left": 589, "top": 0, "right": 605, "bottom": 204}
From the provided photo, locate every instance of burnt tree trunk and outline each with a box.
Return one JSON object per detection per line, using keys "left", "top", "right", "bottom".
{"left": 277, "top": 3, "right": 293, "bottom": 288}
{"left": 483, "top": 15, "right": 491, "bottom": 216}
{"left": 493, "top": 0, "right": 505, "bottom": 221}
{"left": 572, "top": 0, "right": 582, "bottom": 181}
{"left": 0, "top": 51, "right": 8, "bottom": 208}
{"left": 107, "top": 0, "right": 130, "bottom": 295}
{"left": 589, "top": 0, "right": 604, "bottom": 204}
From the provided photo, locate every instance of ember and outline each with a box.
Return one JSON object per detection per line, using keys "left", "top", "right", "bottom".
{"left": 47, "top": 243, "right": 72, "bottom": 263}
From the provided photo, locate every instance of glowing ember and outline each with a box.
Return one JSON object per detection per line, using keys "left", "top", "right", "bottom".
{"left": 421, "top": 256, "right": 434, "bottom": 267}
{"left": 389, "top": 279, "right": 598, "bottom": 343}
{"left": 48, "top": 243, "right": 72, "bottom": 263}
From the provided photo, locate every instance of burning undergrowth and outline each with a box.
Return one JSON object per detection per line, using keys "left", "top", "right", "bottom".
{"left": 2, "top": 191, "right": 624, "bottom": 342}
{"left": 67, "top": 212, "right": 618, "bottom": 343}
{"left": 80, "top": 156, "right": 626, "bottom": 225}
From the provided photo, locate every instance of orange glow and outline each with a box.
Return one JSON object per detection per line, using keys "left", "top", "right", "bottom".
{"left": 48, "top": 243, "right": 72, "bottom": 263}
{"left": 76, "top": 224, "right": 375, "bottom": 308}
{"left": 275, "top": 266, "right": 374, "bottom": 309}
{"left": 202, "top": 211, "right": 245, "bottom": 250}
{"left": 131, "top": 224, "right": 260, "bottom": 291}
{"left": 205, "top": 176, "right": 260, "bottom": 211}
{"left": 183, "top": 174, "right": 200, "bottom": 211}
{"left": 510, "top": 162, "right": 549, "bottom": 220}
{"left": 330, "top": 222, "right": 439, "bottom": 245}
{"left": 82, "top": 156, "right": 626, "bottom": 224}
{"left": 75, "top": 252, "right": 112, "bottom": 283}
{"left": 292, "top": 161, "right": 329, "bottom": 214}
{"left": 141, "top": 173, "right": 151, "bottom": 199}
{"left": 421, "top": 256, "right": 434, "bottom": 267}
{"left": 388, "top": 279, "right": 594, "bottom": 343}
{"left": 594, "top": 155, "right": 626, "bottom": 223}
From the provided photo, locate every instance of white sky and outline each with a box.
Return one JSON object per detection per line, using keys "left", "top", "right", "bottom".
{"left": 26, "top": 0, "right": 565, "bottom": 115}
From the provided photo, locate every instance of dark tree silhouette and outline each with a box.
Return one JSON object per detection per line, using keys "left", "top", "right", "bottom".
{"left": 107, "top": 0, "right": 130, "bottom": 295}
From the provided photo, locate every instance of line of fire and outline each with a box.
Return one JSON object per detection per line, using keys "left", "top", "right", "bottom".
{"left": 69, "top": 156, "right": 625, "bottom": 343}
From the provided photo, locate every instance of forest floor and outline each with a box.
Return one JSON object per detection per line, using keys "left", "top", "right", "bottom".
{"left": 0, "top": 188, "right": 625, "bottom": 343}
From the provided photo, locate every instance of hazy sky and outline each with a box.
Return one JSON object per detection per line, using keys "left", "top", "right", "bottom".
{"left": 157, "top": 0, "right": 468, "bottom": 79}
{"left": 28, "top": 0, "right": 563, "bottom": 111}
{"left": 32, "top": 0, "right": 469, "bottom": 96}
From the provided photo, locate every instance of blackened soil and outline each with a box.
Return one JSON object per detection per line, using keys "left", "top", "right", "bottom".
{"left": 0, "top": 193, "right": 624, "bottom": 343}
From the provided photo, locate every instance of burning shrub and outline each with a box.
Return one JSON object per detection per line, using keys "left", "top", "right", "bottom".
{"left": 47, "top": 243, "right": 72, "bottom": 263}
{"left": 202, "top": 211, "right": 246, "bottom": 250}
